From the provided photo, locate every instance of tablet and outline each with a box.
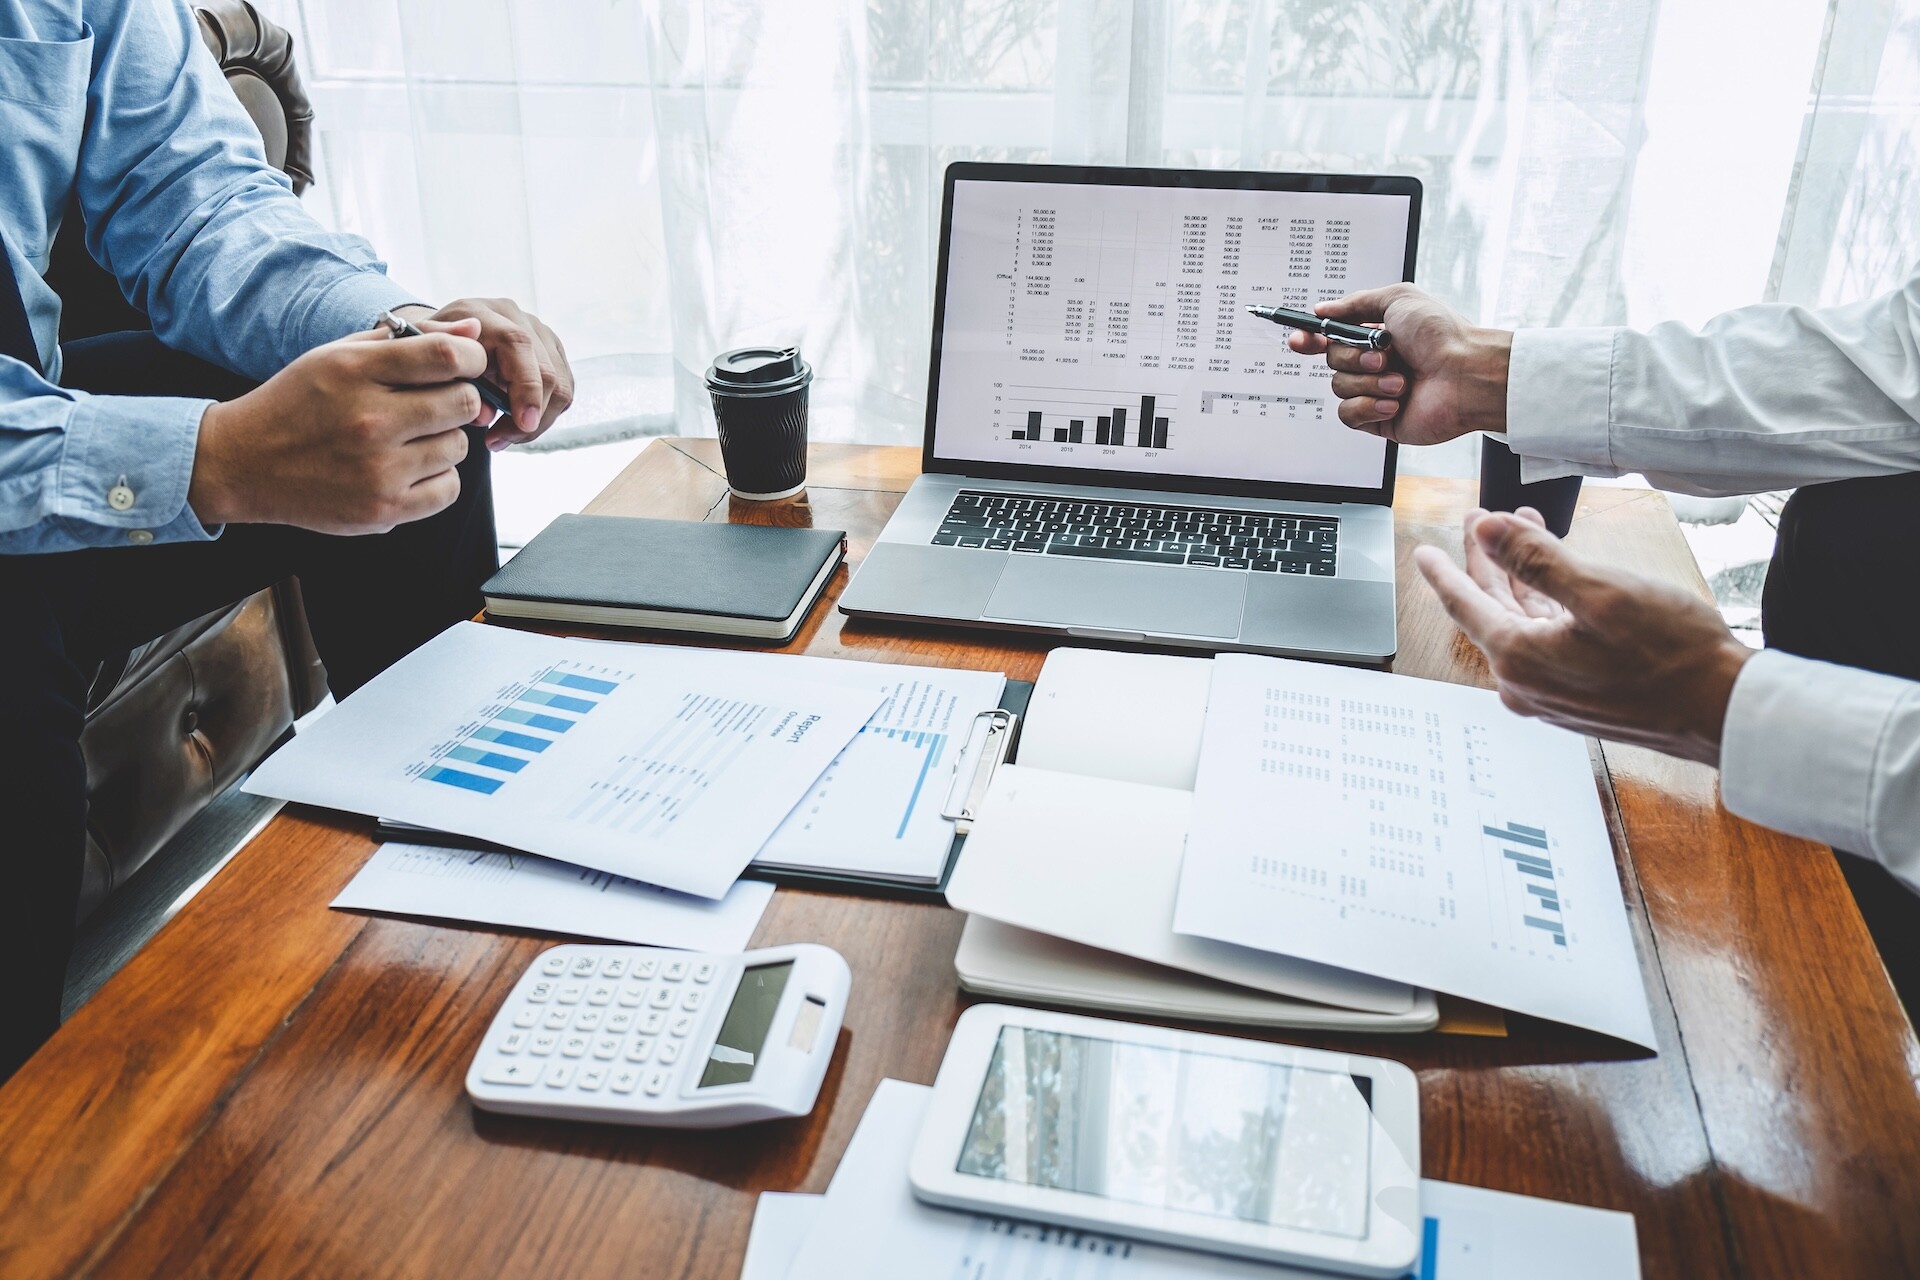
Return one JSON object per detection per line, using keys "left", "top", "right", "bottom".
{"left": 910, "top": 1005, "right": 1421, "bottom": 1276}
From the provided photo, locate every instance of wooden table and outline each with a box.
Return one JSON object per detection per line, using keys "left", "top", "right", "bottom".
{"left": 3, "top": 438, "right": 1917, "bottom": 1278}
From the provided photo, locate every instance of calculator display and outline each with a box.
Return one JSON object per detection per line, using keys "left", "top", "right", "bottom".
{"left": 697, "top": 962, "right": 794, "bottom": 1088}
{"left": 955, "top": 1028, "right": 1375, "bottom": 1238}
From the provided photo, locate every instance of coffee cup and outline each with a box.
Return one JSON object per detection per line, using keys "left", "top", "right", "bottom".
{"left": 705, "top": 346, "right": 813, "bottom": 500}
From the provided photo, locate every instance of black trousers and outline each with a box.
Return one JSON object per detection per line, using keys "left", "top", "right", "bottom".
{"left": 0, "top": 333, "right": 498, "bottom": 1079}
{"left": 1763, "top": 471, "right": 1920, "bottom": 1019}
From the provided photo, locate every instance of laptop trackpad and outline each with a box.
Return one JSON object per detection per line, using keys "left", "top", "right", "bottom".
{"left": 983, "top": 557, "right": 1245, "bottom": 638}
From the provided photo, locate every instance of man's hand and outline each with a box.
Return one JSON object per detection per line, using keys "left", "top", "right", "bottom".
{"left": 1415, "top": 508, "right": 1753, "bottom": 764}
{"left": 1287, "top": 284, "right": 1512, "bottom": 445}
{"left": 188, "top": 320, "right": 487, "bottom": 535}
{"left": 398, "top": 297, "right": 573, "bottom": 451}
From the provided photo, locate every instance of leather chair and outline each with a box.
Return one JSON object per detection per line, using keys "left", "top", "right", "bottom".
{"left": 43, "top": 1, "right": 329, "bottom": 922}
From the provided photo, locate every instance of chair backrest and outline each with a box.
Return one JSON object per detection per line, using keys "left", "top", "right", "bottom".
{"left": 46, "top": 0, "right": 318, "bottom": 341}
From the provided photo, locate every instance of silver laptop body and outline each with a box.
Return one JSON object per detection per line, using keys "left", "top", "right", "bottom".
{"left": 839, "top": 163, "right": 1424, "bottom": 666}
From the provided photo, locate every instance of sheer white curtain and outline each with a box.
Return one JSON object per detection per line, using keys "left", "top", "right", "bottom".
{"left": 262, "top": 0, "right": 1920, "bottom": 472}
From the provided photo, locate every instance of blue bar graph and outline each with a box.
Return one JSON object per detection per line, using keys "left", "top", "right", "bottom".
{"left": 425, "top": 766, "right": 503, "bottom": 795}
{"left": 496, "top": 706, "right": 576, "bottom": 734}
{"left": 415, "top": 661, "right": 626, "bottom": 798}
{"left": 472, "top": 726, "right": 550, "bottom": 753}
{"left": 546, "top": 672, "right": 619, "bottom": 695}
{"left": 519, "top": 688, "right": 597, "bottom": 715}
{"left": 1526, "top": 883, "right": 1559, "bottom": 906}
{"left": 1417, "top": 1216, "right": 1439, "bottom": 1280}
{"left": 868, "top": 726, "right": 948, "bottom": 839}
{"left": 1484, "top": 822, "right": 1549, "bottom": 850}
{"left": 1503, "top": 850, "right": 1555, "bottom": 880}
{"left": 447, "top": 745, "right": 528, "bottom": 773}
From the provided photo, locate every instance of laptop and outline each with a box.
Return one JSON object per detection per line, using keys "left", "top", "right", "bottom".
{"left": 839, "top": 163, "right": 1422, "bottom": 665}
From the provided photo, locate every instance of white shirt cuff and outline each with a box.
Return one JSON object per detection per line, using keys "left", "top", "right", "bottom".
{"left": 1505, "top": 327, "right": 1620, "bottom": 480}
{"left": 1719, "top": 649, "right": 1898, "bottom": 858}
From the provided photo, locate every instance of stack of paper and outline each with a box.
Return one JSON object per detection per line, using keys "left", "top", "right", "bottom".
{"left": 247, "top": 622, "right": 1004, "bottom": 950}
{"left": 950, "top": 647, "right": 1657, "bottom": 1047}
{"left": 743, "top": 1079, "right": 1641, "bottom": 1280}
{"left": 945, "top": 649, "right": 1437, "bottom": 1032}
{"left": 1173, "top": 654, "right": 1658, "bottom": 1050}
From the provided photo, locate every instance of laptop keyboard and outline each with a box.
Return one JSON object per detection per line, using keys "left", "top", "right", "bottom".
{"left": 932, "top": 491, "right": 1338, "bottom": 575}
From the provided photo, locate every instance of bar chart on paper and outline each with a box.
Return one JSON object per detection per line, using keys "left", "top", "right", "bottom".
{"left": 755, "top": 668, "right": 1007, "bottom": 882}
{"left": 416, "top": 661, "right": 631, "bottom": 797}
{"left": 1173, "top": 654, "right": 1658, "bottom": 1049}
{"left": 1483, "top": 819, "right": 1569, "bottom": 948}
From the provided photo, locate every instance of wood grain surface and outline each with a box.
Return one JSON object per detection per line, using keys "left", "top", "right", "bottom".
{"left": 2, "top": 439, "right": 1914, "bottom": 1279}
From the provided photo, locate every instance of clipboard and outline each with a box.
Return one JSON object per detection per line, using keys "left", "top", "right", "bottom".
{"left": 735, "top": 678, "right": 1029, "bottom": 903}
{"left": 371, "top": 679, "right": 1029, "bottom": 905}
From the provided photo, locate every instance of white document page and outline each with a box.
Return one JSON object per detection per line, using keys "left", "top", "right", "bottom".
{"left": 779, "top": 1080, "right": 1639, "bottom": 1280}
{"left": 946, "top": 765, "right": 1414, "bottom": 1014}
{"left": 1173, "top": 655, "right": 1657, "bottom": 1049}
{"left": 332, "top": 843, "right": 773, "bottom": 952}
{"left": 753, "top": 661, "right": 1006, "bottom": 880}
{"left": 1017, "top": 649, "right": 1213, "bottom": 791}
{"left": 246, "top": 623, "right": 882, "bottom": 899}
{"left": 741, "top": 1193, "right": 823, "bottom": 1280}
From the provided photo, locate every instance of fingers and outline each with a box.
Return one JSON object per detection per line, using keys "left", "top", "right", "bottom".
{"left": 1338, "top": 396, "right": 1401, "bottom": 429}
{"left": 392, "top": 464, "right": 462, "bottom": 524}
{"left": 1330, "top": 370, "right": 1405, "bottom": 402}
{"left": 1461, "top": 509, "right": 1524, "bottom": 613}
{"left": 381, "top": 381, "right": 486, "bottom": 441}
{"left": 1287, "top": 331, "right": 1330, "bottom": 357}
{"left": 361, "top": 331, "right": 488, "bottom": 386}
{"left": 1413, "top": 543, "right": 1520, "bottom": 649}
{"left": 396, "top": 424, "right": 471, "bottom": 483}
{"left": 1325, "top": 344, "right": 1391, "bottom": 374}
{"left": 1472, "top": 514, "right": 1614, "bottom": 615}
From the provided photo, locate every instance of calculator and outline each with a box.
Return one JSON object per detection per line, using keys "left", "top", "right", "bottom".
{"left": 465, "top": 942, "right": 851, "bottom": 1128}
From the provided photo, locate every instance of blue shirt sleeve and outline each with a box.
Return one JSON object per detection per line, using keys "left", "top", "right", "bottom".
{"left": 77, "top": 0, "right": 421, "bottom": 378}
{"left": 0, "top": 352, "right": 213, "bottom": 552}
{"left": 0, "top": 0, "right": 422, "bottom": 554}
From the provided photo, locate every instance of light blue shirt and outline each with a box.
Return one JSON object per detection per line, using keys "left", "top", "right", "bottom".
{"left": 0, "top": 0, "right": 420, "bottom": 553}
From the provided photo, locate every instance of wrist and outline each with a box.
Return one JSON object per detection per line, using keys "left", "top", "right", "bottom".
{"left": 1683, "top": 638, "right": 1756, "bottom": 764}
{"left": 1450, "top": 328, "right": 1513, "bottom": 435}
{"left": 186, "top": 401, "right": 243, "bottom": 526}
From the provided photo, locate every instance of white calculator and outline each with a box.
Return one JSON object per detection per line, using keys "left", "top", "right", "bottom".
{"left": 465, "top": 942, "right": 850, "bottom": 1128}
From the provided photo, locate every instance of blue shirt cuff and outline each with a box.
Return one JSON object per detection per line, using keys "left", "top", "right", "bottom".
{"left": 295, "top": 269, "right": 427, "bottom": 353}
{"left": 57, "top": 393, "right": 218, "bottom": 547}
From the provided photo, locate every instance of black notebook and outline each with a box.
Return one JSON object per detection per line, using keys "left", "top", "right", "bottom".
{"left": 483, "top": 514, "right": 847, "bottom": 641}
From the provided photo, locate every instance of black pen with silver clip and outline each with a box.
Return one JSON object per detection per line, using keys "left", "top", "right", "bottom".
{"left": 1245, "top": 304, "right": 1391, "bottom": 352}
{"left": 375, "top": 309, "right": 514, "bottom": 419}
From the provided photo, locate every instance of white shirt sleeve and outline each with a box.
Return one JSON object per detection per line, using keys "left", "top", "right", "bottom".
{"left": 1719, "top": 649, "right": 1920, "bottom": 892}
{"left": 1504, "top": 267, "right": 1920, "bottom": 496}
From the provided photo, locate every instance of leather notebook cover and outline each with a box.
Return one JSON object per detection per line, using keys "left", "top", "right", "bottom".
{"left": 483, "top": 514, "right": 847, "bottom": 623}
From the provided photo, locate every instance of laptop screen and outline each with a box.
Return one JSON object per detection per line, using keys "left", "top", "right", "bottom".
{"left": 925, "top": 166, "right": 1420, "bottom": 504}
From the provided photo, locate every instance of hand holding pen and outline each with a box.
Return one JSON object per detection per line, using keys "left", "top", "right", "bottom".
{"left": 1262, "top": 283, "right": 1514, "bottom": 447}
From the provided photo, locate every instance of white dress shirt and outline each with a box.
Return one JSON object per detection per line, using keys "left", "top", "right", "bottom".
{"left": 1503, "top": 263, "right": 1920, "bottom": 892}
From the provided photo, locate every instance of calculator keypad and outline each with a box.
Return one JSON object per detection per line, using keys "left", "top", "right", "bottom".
{"left": 478, "top": 947, "right": 722, "bottom": 1099}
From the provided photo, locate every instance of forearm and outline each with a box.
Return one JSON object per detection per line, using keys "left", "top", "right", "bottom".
{"left": 1719, "top": 650, "right": 1920, "bottom": 891}
{"left": 1505, "top": 274, "right": 1920, "bottom": 495}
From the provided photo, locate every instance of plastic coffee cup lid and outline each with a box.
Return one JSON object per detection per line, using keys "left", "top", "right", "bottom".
{"left": 706, "top": 346, "right": 812, "bottom": 397}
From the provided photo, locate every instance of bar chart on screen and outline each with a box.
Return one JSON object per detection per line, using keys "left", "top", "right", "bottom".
{"left": 416, "top": 660, "right": 631, "bottom": 796}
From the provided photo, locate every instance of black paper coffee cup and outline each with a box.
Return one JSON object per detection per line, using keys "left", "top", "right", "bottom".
{"left": 705, "top": 346, "right": 812, "bottom": 500}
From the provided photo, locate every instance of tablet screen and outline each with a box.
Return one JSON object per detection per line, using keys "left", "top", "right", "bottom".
{"left": 955, "top": 1028, "right": 1375, "bottom": 1238}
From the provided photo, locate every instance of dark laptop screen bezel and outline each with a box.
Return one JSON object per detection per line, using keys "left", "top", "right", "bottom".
{"left": 921, "top": 163, "right": 1422, "bottom": 507}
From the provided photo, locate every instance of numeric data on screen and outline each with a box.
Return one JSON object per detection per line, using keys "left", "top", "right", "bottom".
{"left": 932, "top": 180, "right": 1410, "bottom": 490}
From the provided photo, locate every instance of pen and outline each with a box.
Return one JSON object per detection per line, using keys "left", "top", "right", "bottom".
{"left": 376, "top": 310, "right": 513, "bottom": 419}
{"left": 1244, "top": 304, "right": 1391, "bottom": 352}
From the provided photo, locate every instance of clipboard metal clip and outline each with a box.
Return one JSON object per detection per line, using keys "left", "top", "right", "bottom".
{"left": 941, "top": 708, "right": 1016, "bottom": 832}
